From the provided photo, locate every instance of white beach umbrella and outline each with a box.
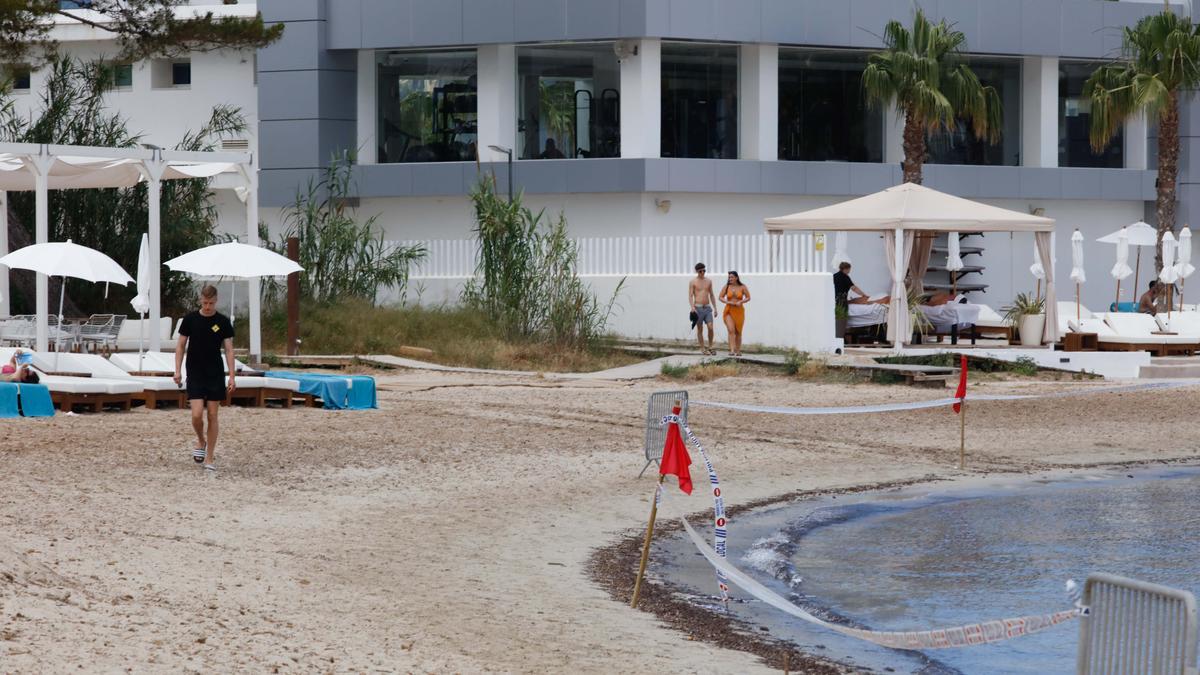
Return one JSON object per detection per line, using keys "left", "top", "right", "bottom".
{"left": 165, "top": 241, "right": 302, "bottom": 317}
{"left": 1070, "top": 230, "right": 1085, "bottom": 323}
{"left": 1161, "top": 232, "right": 1179, "bottom": 315}
{"left": 1029, "top": 239, "right": 1045, "bottom": 300}
{"left": 1099, "top": 221, "right": 1157, "bottom": 294}
{"left": 1111, "top": 227, "right": 1133, "bottom": 310}
{"left": 831, "top": 231, "right": 850, "bottom": 268}
{"left": 945, "top": 232, "right": 964, "bottom": 293}
{"left": 131, "top": 234, "right": 151, "bottom": 370}
{"left": 0, "top": 239, "right": 134, "bottom": 368}
{"left": 1178, "top": 227, "right": 1194, "bottom": 308}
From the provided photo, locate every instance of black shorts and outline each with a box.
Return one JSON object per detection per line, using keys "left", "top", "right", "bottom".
{"left": 186, "top": 376, "right": 226, "bottom": 402}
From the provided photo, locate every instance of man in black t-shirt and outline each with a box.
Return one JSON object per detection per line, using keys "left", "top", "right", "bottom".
{"left": 173, "top": 285, "right": 236, "bottom": 473}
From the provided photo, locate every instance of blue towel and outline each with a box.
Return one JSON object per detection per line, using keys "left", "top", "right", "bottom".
{"left": 344, "top": 375, "right": 377, "bottom": 410}
{"left": 266, "top": 371, "right": 349, "bottom": 410}
{"left": 0, "top": 383, "right": 18, "bottom": 418}
{"left": 18, "top": 383, "right": 55, "bottom": 417}
{"left": 1110, "top": 302, "right": 1141, "bottom": 313}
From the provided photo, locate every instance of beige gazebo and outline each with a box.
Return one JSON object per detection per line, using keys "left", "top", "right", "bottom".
{"left": 764, "top": 183, "right": 1058, "bottom": 346}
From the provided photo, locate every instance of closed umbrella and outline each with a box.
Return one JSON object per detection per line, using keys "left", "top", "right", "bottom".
{"left": 1030, "top": 240, "right": 1045, "bottom": 301}
{"left": 1111, "top": 227, "right": 1133, "bottom": 310}
{"left": 165, "top": 241, "right": 302, "bottom": 319}
{"left": 1099, "top": 221, "right": 1157, "bottom": 296}
{"left": 1177, "top": 227, "right": 1194, "bottom": 309}
{"left": 945, "top": 232, "right": 964, "bottom": 294}
{"left": 131, "top": 234, "right": 151, "bottom": 370}
{"left": 1070, "top": 230, "right": 1086, "bottom": 323}
{"left": 0, "top": 240, "right": 134, "bottom": 369}
{"left": 831, "top": 231, "right": 850, "bottom": 268}
{"left": 1160, "top": 232, "right": 1179, "bottom": 317}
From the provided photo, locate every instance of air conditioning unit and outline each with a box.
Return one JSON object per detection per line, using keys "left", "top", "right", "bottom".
{"left": 221, "top": 138, "right": 250, "bottom": 151}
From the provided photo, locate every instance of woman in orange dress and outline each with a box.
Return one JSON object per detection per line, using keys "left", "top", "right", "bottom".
{"left": 719, "top": 271, "right": 750, "bottom": 357}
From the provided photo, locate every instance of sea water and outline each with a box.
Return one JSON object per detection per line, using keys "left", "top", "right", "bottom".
{"left": 658, "top": 468, "right": 1200, "bottom": 674}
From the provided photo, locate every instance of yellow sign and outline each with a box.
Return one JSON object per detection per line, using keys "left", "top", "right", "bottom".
{"left": 815, "top": 233, "right": 826, "bottom": 252}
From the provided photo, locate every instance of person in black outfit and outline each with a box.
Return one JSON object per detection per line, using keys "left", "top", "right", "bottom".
{"left": 173, "top": 285, "right": 236, "bottom": 473}
{"left": 833, "top": 261, "right": 889, "bottom": 309}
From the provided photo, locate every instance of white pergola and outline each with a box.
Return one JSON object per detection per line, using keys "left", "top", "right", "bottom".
{"left": 0, "top": 142, "right": 262, "bottom": 359}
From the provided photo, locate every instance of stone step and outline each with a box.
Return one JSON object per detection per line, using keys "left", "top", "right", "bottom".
{"left": 1139, "top": 362, "right": 1200, "bottom": 378}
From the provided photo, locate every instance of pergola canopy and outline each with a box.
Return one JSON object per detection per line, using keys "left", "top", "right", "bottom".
{"left": 763, "top": 183, "right": 1056, "bottom": 233}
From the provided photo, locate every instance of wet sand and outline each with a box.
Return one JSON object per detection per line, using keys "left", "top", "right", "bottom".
{"left": 2, "top": 370, "right": 1198, "bottom": 672}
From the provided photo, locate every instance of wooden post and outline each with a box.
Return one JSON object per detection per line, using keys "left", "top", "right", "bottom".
{"left": 783, "top": 652, "right": 790, "bottom": 675}
{"left": 286, "top": 236, "right": 300, "bottom": 356}
{"left": 959, "top": 398, "right": 966, "bottom": 471}
{"left": 1133, "top": 249, "right": 1142, "bottom": 304}
{"left": 1115, "top": 279, "right": 1121, "bottom": 313}
{"left": 631, "top": 475, "right": 666, "bottom": 608}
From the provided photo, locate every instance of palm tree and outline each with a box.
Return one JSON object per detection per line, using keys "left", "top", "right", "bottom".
{"left": 862, "top": 9, "right": 1002, "bottom": 184}
{"left": 1086, "top": 9, "right": 1200, "bottom": 276}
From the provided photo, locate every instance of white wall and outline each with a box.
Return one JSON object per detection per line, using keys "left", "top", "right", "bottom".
{"left": 392, "top": 272, "right": 837, "bottom": 353}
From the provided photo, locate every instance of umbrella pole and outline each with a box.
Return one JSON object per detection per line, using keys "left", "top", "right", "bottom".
{"left": 1076, "top": 283, "right": 1080, "bottom": 324}
{"left": 1133, "top": 249, "right": 1142, "bottom": 303}
{"left": 138, "top": 312, "right": 145, "bottom": 372}
{"left": 1115, "top": 279, "right": 1121, "bottom": 313}
{"left": 1181, "top": 278, "right": 1186, "bottom": 311}
{"left": 55, "top": 278, "right": 65, "bottom": 373}
{"left": 1036, "top": 279, "right": 1041, "bottom": 304}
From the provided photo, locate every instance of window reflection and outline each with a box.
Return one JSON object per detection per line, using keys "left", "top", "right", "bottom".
{"left": 778, "top": 49, "right": 882, "bottom": 162}
{"left": 517, "top": 44, "right": 620, "bottom": 160}
{"left": 661, "top": 44, "right": 739, "bottom": 159}
{"left": 1060, "top": 61, "right": 1122, "bottom": 168}
{"left": 377, "top": 50, "right": 477, "bottom": 163}
{"left": 927, "top": 58, "right": 1020, "bottom": 166}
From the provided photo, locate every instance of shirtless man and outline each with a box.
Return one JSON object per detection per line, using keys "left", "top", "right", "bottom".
{"left": 689, "top": 262, "right": 718, "bottom": 355}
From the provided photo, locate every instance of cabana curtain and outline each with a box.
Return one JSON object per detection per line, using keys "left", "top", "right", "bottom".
{"left": 1036, "top": 232, "right": 1059, "bottom": 343}
{"left": 884, "top": 230, "right": 916, "bottom": 343}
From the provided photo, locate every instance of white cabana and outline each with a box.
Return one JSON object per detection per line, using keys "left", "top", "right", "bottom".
{"left": 0, "top": 142, "right": 262, "bottom": 359}
{"left": 764, "top": 182, "right": 1058, "bottom": 346}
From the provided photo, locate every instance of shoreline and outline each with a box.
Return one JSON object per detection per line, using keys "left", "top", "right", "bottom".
{"left": 591, "top": 457, "right": 1200, "bottom": 673}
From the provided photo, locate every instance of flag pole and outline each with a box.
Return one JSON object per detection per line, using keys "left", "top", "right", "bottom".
{"left": 631, "top": 475, "right": 666, "bottom": 609}
{"left": 959, "top": 397, "right": 966, "bottom": 470}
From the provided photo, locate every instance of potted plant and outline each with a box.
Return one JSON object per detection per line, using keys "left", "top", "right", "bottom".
{"left": 1002, "top": 292, "right": 1046, "bottom": 347}
{"left": 908, "top": 287, "right": 933, "bottom": 343}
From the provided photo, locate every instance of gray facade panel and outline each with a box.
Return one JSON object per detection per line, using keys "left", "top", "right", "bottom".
{"left": 566, "top": 0, "right": 622, "bottom": 39}
{"left": 258, "top": 70, "right": 322, "bottom": 122}
{"left": 667, "top": 159, "right": 717, "bottom": 192}
{"left": 357, "top": 163, "right": 415, "bottom": 197}
{"left": 761, "top": 0, "right": 805, "bottom": 45}
{"left": 1102, "top": 3, "right": 1145, "bottom": 56}
{"left": 714, "top": 0, "right": 763, "bottom": 44}
{"left": 924, "top": 165, "right": 978, "bottom": 198}
{"left": 933, "top": 0, "right": 979, "bottom": 52}
{"left": 619, "top": 0, "right": 648, "bottom": 35}
{"left": 565, "top": 159, "right": 626, "bottom": 193}
{"left": 974, "top": 1, "right": 1022, "bottom": 56}
{"left": 464, "top": 0, "right": 517, "bottom": 43}
{"left": 361, "top": 0, "right": 414, "bottom": 49}
{"left": 261, "top": 120, "right": 324, "bottom": 168}
{"left": 319, "top": 70, "right": 359, "bottom": 121}
{"left": 261, "top": 168, "right": 323, "bottom": 207}
{"left": 513, "top": 160, "right": 570, "bottom": 193}
{"left": 327, "top": 0, "right": 363, "bottom": 48}
{"left": 1020, "top": 167, "right": 1063, "bottom": 199}
{"left": 412, "top": 163, "right": 468, "bottom": 196}
{"left": 805, "top": 162, "right": 852, "bottom": 195}
{"left": 515, "top": 0, "right": 569, "bottom": 42}
{"left": 412, "top": 0, "right": 465, "bottom": 46}
{"left": 973, "top": 166, "right": 1021, "bottom": 199}
{"left": 714, "top": 161, "right": 762, "bottom": 194}
{"left": 666, "top": 0, "right": 717, "bottom": 41}
{"left": 642, "top": 0, "right": 671, "bottom": 37}
{"left": 1020, "top": 0, "right": 1061, "bottom": 57}
{"left": 643, "top": 159, "right": 670, "bottom": 191}
{"left": 1181, "top": 137, "right": 1200, "bottom": 185}
{"left": 761, "top": 162, "right": 806, "bottom": 194}
{"left": 799, "top": 0, "right": 851, "bottom": 46}
{"left": 1059, "top": 0, "right": 1104, "bottom": 59}
{"left": 848, "top": 163, "right": 894, "bottom": 195}
{"left": 259, "top": 19, "right": 323, "bottom": 72}
{"left": 260, "top": 0, "right": 324, "bottom": 23}
{"left": 470, "top": 163, "right": 508, "bottom": 194}
{"left": 1059, "top": 168, "right": 1103, "bottom": 200}
{"left": 848, "top": 0, "right": 906, "bottom": 50}
{"left": 1100, "top": 168, "right": 1144, "bottom": 202}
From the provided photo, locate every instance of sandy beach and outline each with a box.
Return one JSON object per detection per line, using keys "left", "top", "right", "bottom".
{"left": 2, "top": 367, "right": 1199, "bottom": 673}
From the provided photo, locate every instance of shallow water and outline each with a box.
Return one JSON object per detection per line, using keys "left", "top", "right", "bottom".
{"left": 658, "top": 468, "right": 1200, "bottom": 674}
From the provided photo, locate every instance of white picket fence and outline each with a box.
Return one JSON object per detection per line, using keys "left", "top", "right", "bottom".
{"left": 393, "top": 233, "right": 829, "bottom": 278}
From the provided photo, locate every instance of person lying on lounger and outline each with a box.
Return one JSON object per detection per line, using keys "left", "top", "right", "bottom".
{"left": 0, "top": 350, "right": 39, "bottom": 384}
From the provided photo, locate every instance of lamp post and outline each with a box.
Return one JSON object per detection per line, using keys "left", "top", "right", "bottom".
{"left": 487, "top": 144, "right": 514, "bottom": 202}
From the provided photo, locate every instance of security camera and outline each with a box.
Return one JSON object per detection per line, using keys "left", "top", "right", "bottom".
{"left": 613, "top": 40, "right": 639, "bottom": 61}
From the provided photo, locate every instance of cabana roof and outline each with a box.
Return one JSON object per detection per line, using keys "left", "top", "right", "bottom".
{"left": 764, "top": 182, "right": 1056, "bottom": 233}
{"left": 0, "top": 143, "right": 246, "bottom": 191}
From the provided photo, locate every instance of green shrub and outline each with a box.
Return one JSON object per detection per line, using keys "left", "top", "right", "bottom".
{"left": 660, "top": 362, "right": 690, "bottom": 379}
{"left": 784, "top": 349, "right": 810, "bottom": 375}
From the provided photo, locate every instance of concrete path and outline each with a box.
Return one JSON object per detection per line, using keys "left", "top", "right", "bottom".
{"left": 361, "top": 353, "right": 718, "bottom": 381}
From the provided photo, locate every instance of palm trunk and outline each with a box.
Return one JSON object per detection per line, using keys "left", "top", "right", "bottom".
{"left": 1157, "top": 91, "right": 1179, "bottom": 274}
{"left": 901, "top": 111, "right": 926, "bottom": 185}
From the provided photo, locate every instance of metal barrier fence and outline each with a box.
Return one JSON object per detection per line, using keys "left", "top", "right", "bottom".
{"left": 1078, "top": 573, "right": 1199, "bottom": 675}
{"left": 391, "top": 232, "right": 829, "bottom": 278}
{"left": 640, "top": 390, "right": 687, "bottom": 478}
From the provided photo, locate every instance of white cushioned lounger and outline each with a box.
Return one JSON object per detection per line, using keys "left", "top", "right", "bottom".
{"left": 109, "top": 351, "right": 260, "bottom": 375}
{"left": 1156, "top": 311, "right": 1200, "bottom": 338}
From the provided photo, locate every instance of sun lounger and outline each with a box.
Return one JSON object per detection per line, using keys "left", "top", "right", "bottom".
{"left": 108, "top": 351, "right": 259, "bottom": 375}
{"left": 1057, "top": 301, "right": 1094, "bottom": 337}
{"left": 45, "top": 352, "right": 186, "bottom": 409}
{"left": 1090, "top": 313, "right": 1199, "bottom": 356}
{"left": 1155, "top": 311, "right": 1200, "bottom": 338}
{"left": 114, "top": 317, "right": 173, "bottom": 352}
{"left": 107, "top": 352, "right": 300, "bottom": 408}
{"left": 971, "top": 304, "right": 1014, "bottom": 343}
{"left": 1, "top": 348, "right": 145, "bottom": 412}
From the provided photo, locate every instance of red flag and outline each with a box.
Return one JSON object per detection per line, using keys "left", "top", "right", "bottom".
{"left": 660, "top": 406, "right": 693, "bottom": 494}
{"left": 953, "top": 355, "right": 968, "bottom": 413}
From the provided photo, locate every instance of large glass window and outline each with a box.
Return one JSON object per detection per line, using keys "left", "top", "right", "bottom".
{"left": 517, "top": 44, "right": 620, "bottom": 160}
{"left": 1060, "top": 61, "right": 1122, "bottom": 168}
{"left": 927, "top": 59, "right": 1021, "bottom": 166}
{"left": 661, "top": 44, "right": 738, "bottom": 159}
{"left": 377, "top": 50, "right": 477, "bottom": 163}
{"left": 778, "top": 49, "right": 882, "bottom": 162}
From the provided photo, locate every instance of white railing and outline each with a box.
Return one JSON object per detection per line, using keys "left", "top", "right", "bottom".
{"left": 393, "top": 233, "right": 829, "bottom": 278}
